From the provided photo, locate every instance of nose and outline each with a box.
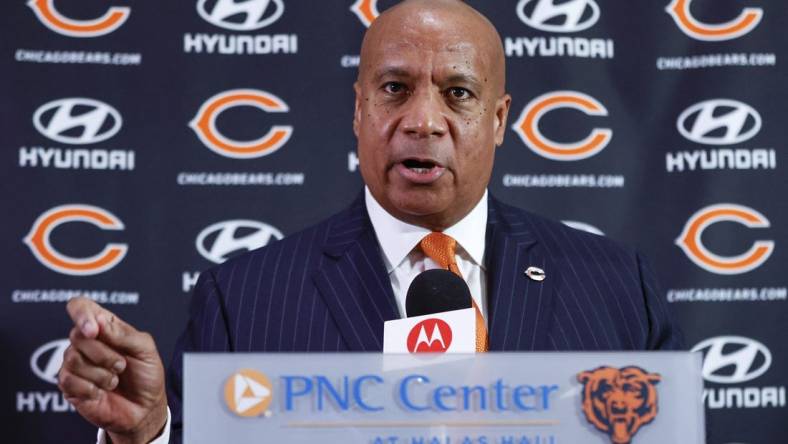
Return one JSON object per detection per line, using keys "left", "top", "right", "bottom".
{"left": 400, "top": 87, "right": 448, "bottom": 139}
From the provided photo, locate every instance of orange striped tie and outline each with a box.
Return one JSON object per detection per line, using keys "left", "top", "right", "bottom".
{"left": 420, "top": 232, "right": 489, "bottom": 352}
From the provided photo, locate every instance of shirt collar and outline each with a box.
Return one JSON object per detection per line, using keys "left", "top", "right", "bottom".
{"left": 365, "top": 187, "right": 488, "bottom": 272}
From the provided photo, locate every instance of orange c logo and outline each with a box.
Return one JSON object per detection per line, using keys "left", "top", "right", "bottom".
{"left": 350, "top": 0, "right": 380, "bottom": 28}
{"left": 189, "top": 89, "right": 293, "bottom": 159}
{"left": 23, "top": 204, "right": 127, "bottom": 276}
{"left": 27, "top": 0, "right": 130, "bottom": 38}
{"left": 676, "top": 204, "right": 774, "bottom": 275}
{"left": 666, "top": 0, "right": 763, "bottom": 41}
{"left": 512, "top": 90, "right": 612, "bottom": 161}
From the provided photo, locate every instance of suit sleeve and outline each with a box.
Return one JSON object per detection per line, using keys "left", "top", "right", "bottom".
{"left": 636, "top": 251, "right": 685, "bottom": 350}
{"left": 166, "top": 270, "right": 233, "bottom": 444}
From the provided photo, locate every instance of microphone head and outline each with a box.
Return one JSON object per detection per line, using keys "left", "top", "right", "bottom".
{"left": 405, "top": 269, "right": 472, "bottom": 317}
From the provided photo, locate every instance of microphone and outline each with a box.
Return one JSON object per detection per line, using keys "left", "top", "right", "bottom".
{"left": 405, "top": 269, "right": 472, "bottom": 317}
{"left": 383, "top": 269, "right": 477, "bottom": 354}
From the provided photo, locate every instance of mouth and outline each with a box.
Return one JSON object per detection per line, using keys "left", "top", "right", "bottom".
{"left": 393, "top": 158, "right": 446, "bottom": 184}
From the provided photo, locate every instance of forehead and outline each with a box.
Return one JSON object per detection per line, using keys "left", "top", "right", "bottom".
{"left": 361, "top": 9, "right": 493, "bottom": 79}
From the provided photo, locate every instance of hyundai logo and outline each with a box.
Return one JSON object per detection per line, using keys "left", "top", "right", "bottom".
{"left": 197, "top": 0, "right": 284, "bottom": 31}
{"left": 516, "top": 0, "right": 600, "bottom": 33}
{"left": 196, "top": 219, "right": 283, "bottom": 264}
{"left": 30, "top": 338, "right": 70, "bottom": 385}
{"left": 677, "top": 99, "right": 761, "bottom": 146}
{"left": 33, "top": 98, "right": 122, "bottom": 145}
{"left": 691, "top": 336, "right": 771, "bottom": 384}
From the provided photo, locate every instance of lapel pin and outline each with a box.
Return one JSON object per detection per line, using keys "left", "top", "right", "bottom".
{"left": 525, "top": 266, "right": 545, "bottom": 282}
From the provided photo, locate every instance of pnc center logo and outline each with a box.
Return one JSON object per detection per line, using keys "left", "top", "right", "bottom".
{"left": 33, "top": 98, "right": 122, "bottom": 145}
{"left": 677, "top": 99, "right": 761, "bottom": 146}
{"left": 406, "top": 319, "right": 452, "bottom": 353}
{"left": 675, "top": 203, "right": 774, "bottom": 275}
{"left": 666, "top": 0, "right": 763, "bottom": 41}
{"left": 350, "top": 0, "right": 380, "bottom": 28}
{"left": 224, "top": 369, "right": 273, "bottom": 417}
{"left": 23, "top": 204, "right": 127, "bottom": 276}
{"left": 27, "top": 0, "right": 130, "bottom": 38}
{"left": 31, "top": 338, "right": 70, "bottom": 385}
{"left": 577, "top": 366, "right": 661, "bottom": 444}
{"left": 197, "top": 0, "right": 284, "bottom": 31}
{"left": 692, "top": 336, "right": 771, "bottom": 384}
{"left": 189, "top": 89, "right": 293, "bottom": 159}
{"left": 512, "top": 90, "right": 612, "bottom": 161}
{"left": 516, "top": 0, "right": 600, "bottom": 33}
{"left": 196, "top": 219, "right": 283, "bottom": 264}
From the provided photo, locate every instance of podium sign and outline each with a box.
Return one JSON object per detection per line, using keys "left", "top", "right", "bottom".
{"left": 184, "top": 352, "right": 704, "bottom": 444}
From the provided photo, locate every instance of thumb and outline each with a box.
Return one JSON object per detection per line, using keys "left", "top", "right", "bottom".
{"left": 95, "top": 312, "right": 158, "bottom": 359}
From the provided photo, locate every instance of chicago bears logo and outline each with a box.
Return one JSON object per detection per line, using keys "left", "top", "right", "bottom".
{"left": 33, "top": 97, "right": 122, "bottom": 145}
{"left": 23, "top": 204, "right": 127, "bottom": 276}
{"left": 512, "top": 90, "right": 612, "bottom": 161}
{"left": 516, "top": 0, "right": 600, "bottom": 33}
{"left": 189, "top": 89, "right": 293, "bottom": 159}
{"left": 577, "top": 366, "right": 661, "bottom": 444}
{"left": 197, "top": 0, "right": 284, "bottom": 31}
{"left": 27, "top": 0, "right": 130, "bottom": 38}
{"left": 675, "top": 203, "right": 773, "bottom": 275}
{"left": 665, "top": 0, "right": 763, "bottom": 41}
{"left": 350, "top": 0, "right": 380, "bottom": 28}
{"left": 406, "top": 319, "right": 452, "bottom": 353}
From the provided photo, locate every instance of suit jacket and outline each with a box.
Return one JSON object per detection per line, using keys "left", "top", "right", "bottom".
{"left": 165, "top": 194, "right": 683, "bottom": 442}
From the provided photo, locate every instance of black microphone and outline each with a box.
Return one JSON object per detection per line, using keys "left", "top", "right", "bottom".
{"left": 405, "top": 269, "right": 472, "bottom": 317}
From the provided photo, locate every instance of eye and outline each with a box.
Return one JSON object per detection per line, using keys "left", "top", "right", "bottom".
{"left": 383, "top": 82, "right": 406, "bottom": 95}
{"left": 446, "top": 87, "right": 472, "bottom": 100}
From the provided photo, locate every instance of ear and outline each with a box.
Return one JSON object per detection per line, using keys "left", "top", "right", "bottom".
{"left": 353, "top": 81, "right": 362, "bottom": 138}
{"left": 493, "top": 93, "right": 512, "bottom": 147}
{"left": 577, "top": 371, "right": 591, "bottom": 383}
{"left": 648, "top": 373, "right": 662, "bottom": 384}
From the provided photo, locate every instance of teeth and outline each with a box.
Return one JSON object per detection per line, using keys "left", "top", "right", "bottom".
{"left": 410, "top": 167, "right": 430, "bottom": 174}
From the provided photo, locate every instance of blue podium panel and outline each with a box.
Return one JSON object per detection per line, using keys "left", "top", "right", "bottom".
{"left": 184, "top": 352, "right": 704, "bottom": 444}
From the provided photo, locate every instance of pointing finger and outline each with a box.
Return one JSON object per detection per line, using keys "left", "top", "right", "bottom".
{"left": 66, "top": 297, "right": 106, "bottom": 339}
{"left": 95, "top": 312, "right": 157, "bottom": 358}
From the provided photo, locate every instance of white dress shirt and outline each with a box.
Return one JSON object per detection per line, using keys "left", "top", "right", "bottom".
{"left": 96, "top": 188, "right": 489, "bottom": 444}
{"left": 365, "top": 187, "right": 488, "bottom": 323}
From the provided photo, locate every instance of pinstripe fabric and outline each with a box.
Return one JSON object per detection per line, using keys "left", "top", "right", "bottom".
{"left": 165, "top": 193, "right": 684, "bottom": 442}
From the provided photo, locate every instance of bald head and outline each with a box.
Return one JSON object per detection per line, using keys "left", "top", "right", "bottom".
{"left": 359, "top": 0, "right": 506, "bottom": 95}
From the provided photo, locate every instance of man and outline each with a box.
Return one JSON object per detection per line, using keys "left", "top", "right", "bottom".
{"left": 58, "top": 1, "right": 684, "bottom": 443}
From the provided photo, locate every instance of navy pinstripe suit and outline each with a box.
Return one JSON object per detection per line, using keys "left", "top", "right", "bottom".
{"left": 165, "top": 194, "right": 683, "bottom": 441}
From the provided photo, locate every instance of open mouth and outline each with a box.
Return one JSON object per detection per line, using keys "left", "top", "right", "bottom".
{"left": 394, "top": 158, "right": 446, "bottom": 184}
{"left": 402, "top": 158, "right": 440, "bottom": 173}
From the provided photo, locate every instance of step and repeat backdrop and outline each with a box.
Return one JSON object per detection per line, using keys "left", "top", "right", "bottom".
{"left": 1, "top": 0, "right": 786, "bottom": 443}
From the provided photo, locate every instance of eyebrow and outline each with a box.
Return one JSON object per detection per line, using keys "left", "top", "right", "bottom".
{"left": 372, "top": 67, "right": 414, "bottom": 83}
{"left": 372, "top": 68, "right": 483, "bottom": 90}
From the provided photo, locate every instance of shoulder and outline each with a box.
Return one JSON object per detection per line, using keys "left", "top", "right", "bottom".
{"left": 490, "top": 197, "right": 638, "bottom": 265}
{"left": 200, "top": 198, "right": 366, "bottom": 286}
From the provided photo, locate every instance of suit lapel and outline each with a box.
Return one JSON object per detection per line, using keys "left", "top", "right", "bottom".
{"left": 486, "top": 198, "right": 557, "bottom": 351}
{"left": 312, "top": 197, "right": 400, "bottom": 351}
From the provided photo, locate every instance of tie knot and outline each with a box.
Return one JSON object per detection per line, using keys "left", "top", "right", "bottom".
{"left": 420, "top": 232, "right": 457, "bottom": 271}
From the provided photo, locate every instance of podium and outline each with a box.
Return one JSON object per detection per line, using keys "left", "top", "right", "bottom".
{"left": 184, "top": 352, "right": 704, "bottom": 444}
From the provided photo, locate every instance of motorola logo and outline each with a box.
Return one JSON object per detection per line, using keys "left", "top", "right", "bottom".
{"left": 516, "top": 0, "right": 600, "bottom": 33}
{"left": 692, "top": 336, "right": 771, "bottom": 384}
{"left": 33, "top": 98, "right": 122, "bottom": 145}
{"left": 196, "top": 220, "right": 283, "bottom": 264}
{"left": 677, "top": 99, "right": 761, "bottom": 146}
{"left": 30, "top": 339, "right": 70, "bottom": 385}
{"left": 197, "top": 0, "right": 284, "bottom": 31}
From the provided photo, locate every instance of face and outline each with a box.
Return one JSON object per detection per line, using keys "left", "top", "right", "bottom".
{"left": 353, "top": 6, "right": 510, "bottom": 230}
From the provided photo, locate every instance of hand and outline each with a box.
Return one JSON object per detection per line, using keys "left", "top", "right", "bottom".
{"left": 59, "top": 297, "right": 168, "bottom": 444}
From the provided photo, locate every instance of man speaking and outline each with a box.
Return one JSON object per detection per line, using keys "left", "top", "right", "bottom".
{"left": 57, "top": 1, "right": 684, "bottom": 443}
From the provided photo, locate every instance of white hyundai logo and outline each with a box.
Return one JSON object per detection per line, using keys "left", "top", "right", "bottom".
{"left": 516, "top": 0, "right": 600, "bottom": 33}
{"left": 33, "top": 98, "right": 122, "bottom": 145}
{"left": 196, "top": 220, "right": 283, "bottom": 264}
{"left": 197, "top": 0, "right": 284, "bottom": 31}
{"left": 677, "top": 99, "right": 761, "bottom": 146}
{"left": 691, "top": 336, "right": 771, "bottom": 384}
{"left": 30, "top": 338, "right": 70, "bottom": 385}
